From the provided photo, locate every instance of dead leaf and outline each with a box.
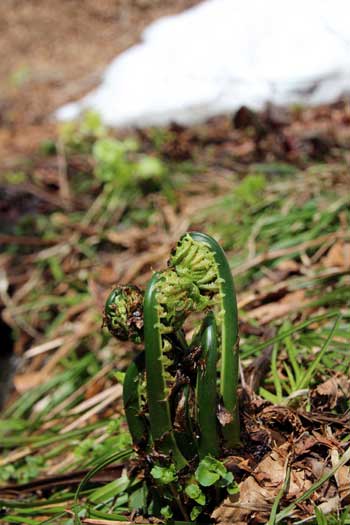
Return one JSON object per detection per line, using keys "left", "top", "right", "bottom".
{"left": 324, "top": 241, "right": 350, "bottom": 269}
{"left": 318, "top": 495, "right": 340, "bottom": 515}
{"left": 259, "top": 405, "right": 304, "bottom": 434}
{"left": 276, "top": 259, "right": 300, "bottom": 273}
{"left": 299, "top": 456, "right": 328, "bottom": 480}
{"left": 212, "top": 475, "right": 271, "bottom": 525}
{"left": 310, "top": 377, "right": 339, "bottom": 410}
{"left": 246, "top": 290, "right": 306, "bottom": 324}
{"left": 294, "top": 433, "right": 318, "bottom": 457}
{"left": 336, "top": 465, "right": 350, "bottom": 503}
{"left": 331, "top": 448, "right": 350, "bottom": 503}
{"left": 14, "top": 371, "right": 47, "bottom": 392}
{"left": 212, "top": 443, "right": 311, "bottom": 524}
{"left": 310, "top": 374, "right": 350, "bottom": 412}
{"left": 225, "top": 455, "right": 252, "bottom": 474}
{"left": 217, "top": 405, "right": 233, "bottom": 426}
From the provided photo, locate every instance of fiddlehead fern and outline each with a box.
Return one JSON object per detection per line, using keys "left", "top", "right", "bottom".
{"left": 144, "top": 272, "right": 188, "bottom": 469}
{"left": 186, "top": 232, "right": 240, "bottom": 447}
{"left": 104, "top": 285, "right": 144, "bottom": 344}
{"left": 105, "top": 286, "right": 148, "bottom": 451}
{"left": 169, "top": 232, "right": 239, "bottom": 446}
{"left": 104, "top": 231, "right": 240, "bottom": 470}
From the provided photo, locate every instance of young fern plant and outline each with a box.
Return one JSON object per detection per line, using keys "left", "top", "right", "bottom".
{"left": 104, "top": 232, "right": 240, "bottom": 474}
{"left": 144, "top": 271, "right": 188, "bottom": 469}
{"left": 172, "top": 232, "right": 240, "bottom": 447}
{"left": 196, "top": 311, "right": 220, "bottom": 459}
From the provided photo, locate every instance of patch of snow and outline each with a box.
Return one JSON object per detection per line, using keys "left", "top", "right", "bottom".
{"left": 56, "top": 0, "right": 350, "bottom": 127}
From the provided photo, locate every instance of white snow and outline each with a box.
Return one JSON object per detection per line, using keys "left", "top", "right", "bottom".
{"left": 56, "top": 0, "right": 350, "bottom": 127}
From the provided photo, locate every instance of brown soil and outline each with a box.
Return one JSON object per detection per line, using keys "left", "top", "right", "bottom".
{"left": 0, "top": 0, "right": 199, "bottom": 160}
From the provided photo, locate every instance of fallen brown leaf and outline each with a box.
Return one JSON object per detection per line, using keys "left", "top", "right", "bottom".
{"left": 323, "top": 241, "right": 350, "bottom": 269}
{"left": 259, "top": 405, "right": 304, "bottom": 434}
{"left": 246, "top": 290, "right": 306, "bottom": 324}
{"left": 332, "top": 448, "right": 350, "bottom": 503}
{"left": 212, "top": 443, "right": 312, "bottom": 524}
{"left": 310, "top": 373, "right": 350, "bottom": 412}
{"left": 217, "top": 405, "right": 234, "bottom": 426}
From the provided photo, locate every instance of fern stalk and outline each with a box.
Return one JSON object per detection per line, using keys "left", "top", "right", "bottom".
{"left": 144, "top": 272, "right": 187, "bottom": 469}
{"left": 196, "top": 311, "right": 220, "bottom": 458}
{"left": 188, "top": 232, "right": 240, "bottom": 447}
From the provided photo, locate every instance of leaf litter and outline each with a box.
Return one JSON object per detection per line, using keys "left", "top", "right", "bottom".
{"left": 0, "top": 101, "right": 349, "bottom": 524}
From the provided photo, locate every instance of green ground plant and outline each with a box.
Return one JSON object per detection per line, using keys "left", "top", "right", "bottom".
{"left": 103, "top": 232, "right": 240, "bottom": 520}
